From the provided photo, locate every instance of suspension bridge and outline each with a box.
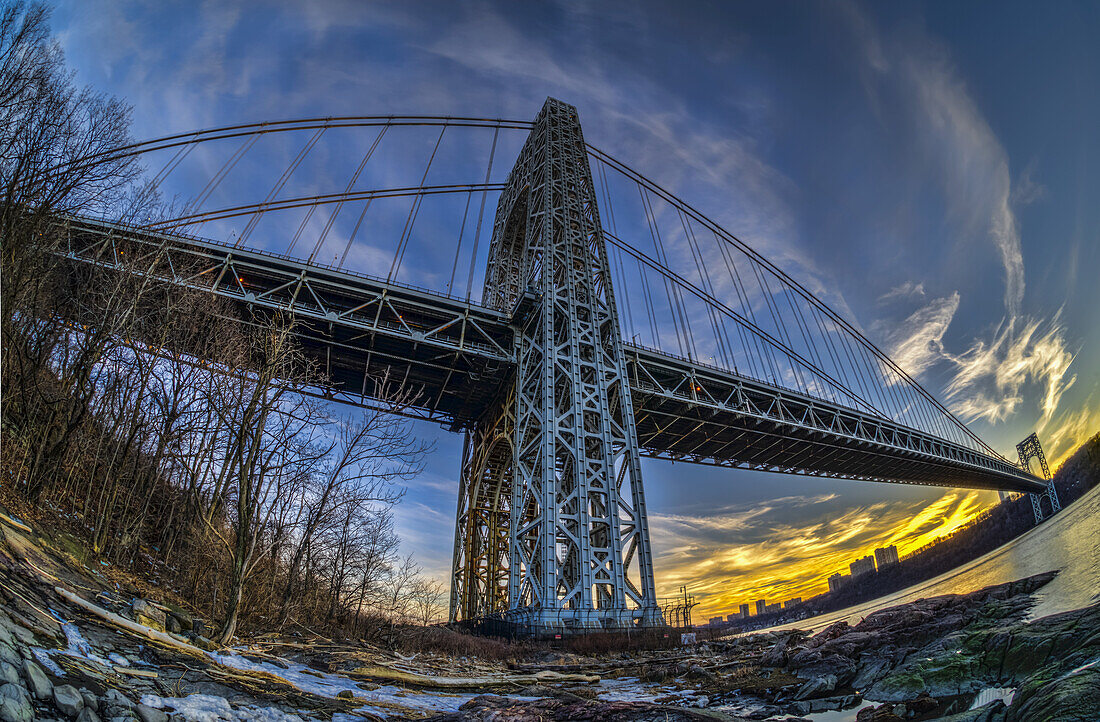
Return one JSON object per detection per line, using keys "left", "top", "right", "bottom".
{"left": 58, "top": 98, "right": 1051, "bottom": 634}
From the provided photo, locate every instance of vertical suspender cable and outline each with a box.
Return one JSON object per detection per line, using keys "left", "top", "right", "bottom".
{"left": 337, "top": 197, "right": 373, "bottom": 269}
{"left": 447, "top": 190, "right": 474, "bottom": 296}
{"left": 715, "top": 230, "right": 770, "bottom": 384}
{"left": 308, "top": 125, "right": 387, "bottom": 264}
{"left": 176, "top": 134, "right": 259, "bottom": 229}
{"left": 637, "top": 258, "right": 660, "bottom": 347}
{"left": 679, "top": 209, "right": 732, "bottom": 370}
{"left": 612, "top": 252, "right": 636, "bottom": 342}
{"left": 466, "top": 126, "right": 500, "bottom": 301}
{"left": 597, "top": 161, "right": 636, "bottom": 340}
{"left": 389, "top": 125, "right": 447, "bottom": 282}
{"left": 246, "top": 126, "right": 327, "bottom": 250}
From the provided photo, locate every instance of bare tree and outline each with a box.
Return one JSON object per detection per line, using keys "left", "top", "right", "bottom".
{"left": 198, "top": 313, "right": 322, "bottom": 644}
{"left": 410, "top": 577, "right": 446, "bottom": 627}
{"left": 0, "top": 3, "right": 441, "bottom": 644}
{"left": 277, "top": 383, "right": 428, "bottom": 625}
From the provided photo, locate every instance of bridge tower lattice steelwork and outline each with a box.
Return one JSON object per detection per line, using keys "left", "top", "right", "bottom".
{"left": 449, "top": 99, "right": 660, "bottom": 632}
{"left": 1016, "top": 432, "right": 1060, "bottom": 524}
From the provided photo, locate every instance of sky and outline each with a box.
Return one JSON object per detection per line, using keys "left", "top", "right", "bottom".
{"left": 51, "top": 0, "right": 1099, "bottom": 618}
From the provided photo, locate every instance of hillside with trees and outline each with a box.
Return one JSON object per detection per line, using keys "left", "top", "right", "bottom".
{"left": 0, "top": 1, "right": 443, "bottom": 645}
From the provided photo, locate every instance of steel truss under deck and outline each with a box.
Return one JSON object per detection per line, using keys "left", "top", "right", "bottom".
{"left": 55, "top": 98, "right": 1048, "bottom": 636}
{"left": 61, "top": 216, "right": 512, "bottom": 426}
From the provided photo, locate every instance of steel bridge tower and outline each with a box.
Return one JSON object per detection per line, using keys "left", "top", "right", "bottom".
{"left": 449, "top": 99, "right": 660, "bottom": 632}
{"left": 1016, "top": 432, "right": 1061, "bottom": 524}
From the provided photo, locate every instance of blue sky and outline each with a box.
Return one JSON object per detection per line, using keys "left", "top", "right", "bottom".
{"left": 52, "top": 0, "right": 1099, "bottom": 616}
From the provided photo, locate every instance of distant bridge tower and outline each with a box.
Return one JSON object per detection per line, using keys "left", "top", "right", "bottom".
{"left": 1016, "top": 432, "right": 1060, "bottom": 523}
{"left": 449, "top": 99, "right": 660, "bottom": 632}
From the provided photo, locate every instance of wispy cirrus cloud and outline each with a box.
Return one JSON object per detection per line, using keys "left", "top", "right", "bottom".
{"left": 878, "top": 281, "right": 926, "bottom": 304}
{"left": 841, "top": 1, "right": 1026, "bottom": 317}
{"left": 879, "top": 292, "right": 1077, "bottom": 426}
{"left": 1038, "top": 392, "right": 1100, "bottom": 469}
{"left": 882, "top": 291, "right": 958, "bottom": 377}
{"left": 945, "top": 315, "right": 1077, "bottom": 424}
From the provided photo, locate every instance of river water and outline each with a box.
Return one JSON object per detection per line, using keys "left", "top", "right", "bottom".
{"left": 769, "top": 481, "right": 1100, "bottom": 635}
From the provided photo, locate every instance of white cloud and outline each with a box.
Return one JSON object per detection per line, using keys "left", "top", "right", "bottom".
{"left": 876, "top": 292, "right": 1078, "bottom": 429}
{"left": 883, "top": 292, "right": 959, "bottom": 377}
{"left": 842, "top": 2, "right": 1026, "bottom": 317}
{"left": 1038, "top": 392, "right": 1100, "bottom": 469}
{"left": 945, "top": 315, "right": 1077, "bottom": 424}
{"left": 878, "top": 281, "right": 926, "bottom": 304}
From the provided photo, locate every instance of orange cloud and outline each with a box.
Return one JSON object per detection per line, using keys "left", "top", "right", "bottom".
{"left": 652, "top": 487, "right": 998, "bottom": 620}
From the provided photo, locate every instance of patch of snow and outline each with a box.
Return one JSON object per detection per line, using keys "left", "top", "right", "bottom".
{"left": 142, "top": 693, "right": 308, "bottom": 721}
{"left": 56, "top": 622, "right": 111, "bottom": 667}
{"left": 595, "top": 676, "right": 685, "bottom": 703}
{"left": 108, "top": 652, "right": 130, "bottom": 667}
{"left": 970, "top": 687, "right": 1015, "bottom": 710}
{"left": 31, "top": 647, "right": 65, "bottom": 676}
{"left": 208, "top": 651, "right": 479, "bottom": 714}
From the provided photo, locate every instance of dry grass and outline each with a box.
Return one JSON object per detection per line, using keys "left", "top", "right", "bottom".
{"left": 391, "top": 625, "right": 531, "bottom": 661}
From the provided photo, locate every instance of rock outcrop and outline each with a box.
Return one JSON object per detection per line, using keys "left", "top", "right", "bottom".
{"left": 749, "top": 571, "right": 1100, "bottom": 721}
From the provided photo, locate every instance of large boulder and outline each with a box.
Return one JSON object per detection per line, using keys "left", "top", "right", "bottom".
{"left": 0, "top": 683, "right": 33, "bottom": 722}
{"left": 75, "top": 708, "right": 101, "bottom": 722}
{"left": 134, "top": 703, "right": 168, "bottom": 722}
{"left": 761, "top": 634, "right": 794, "bottom": 667}
{"left": 165, "top": 610, "right": 193, "bottom": 633}
{"left": 52, "top": 684, "right": 84, "bottom": 718}
{"left": 807, "top": 620, "right": 850, "bottom": 648}
{"left": 1006, "top": 665, "right": 1100, "bottom": 721}
{"left": 793, "top": 674, "right": 837, "bottom": 700}
{"left": 850, "top": 654, "right": 892, "bottom": 690}
{"left": 129, "top": 601, "right": 166, "bottom": 633}
{"left": 101, "top": 689, "right": 132, "bottom": 716}
{"left": 19, "top": 660, "right": 50, "bottom": 700}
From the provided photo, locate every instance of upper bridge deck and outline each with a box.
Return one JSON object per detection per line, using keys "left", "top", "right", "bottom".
{"left": 61, "top": 216, "right": 1045, "bottom": 495}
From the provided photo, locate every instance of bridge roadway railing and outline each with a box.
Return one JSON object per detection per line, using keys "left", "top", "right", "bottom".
{"left": 57, "top": 215, "right": 1043, "bottom": 493}
{"left": 61, "top": 215, "right": 514, "bottom": 426}
{"left": 622, "top": 345, "right": 1045, "bottom": 494}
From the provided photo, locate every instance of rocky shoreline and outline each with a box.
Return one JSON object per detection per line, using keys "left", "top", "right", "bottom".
{"left": 425, "top": 571, "right": 1099, "bottom": 721}
{"left": 2, "top": 512, "right": 1098, "bottom": 721}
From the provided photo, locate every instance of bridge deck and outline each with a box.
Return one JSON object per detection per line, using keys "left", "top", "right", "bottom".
{"left": 62, "top": 217, "right": 1045, "bottom": 494}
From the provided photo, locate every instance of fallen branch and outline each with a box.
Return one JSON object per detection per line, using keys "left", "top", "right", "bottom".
{"left": 348, "top": 665, "right": 599, "bottom": 689}
{"left": 53, "top": 586, "right": 209, "bottom": 659}
{"left": 0, "top": 512, "right": 32, "bottom": 534}
{"left": 115, "top": 666, "right": 158, "bottom": 678}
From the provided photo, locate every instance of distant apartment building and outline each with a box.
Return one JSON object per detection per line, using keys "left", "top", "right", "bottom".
{"left": 765, "top": 602, "right": 782, "bottom": 614}
{"left": 875, "top": 545, "right": 900, "bottom": 568}
{"left": 828, "top": 572, "right": 849, "bottom": 593}
{"left": 850, "top": 555, "right": 876, "bottom": 577}
{"left": 727, "top": 612, "right": 741, "bottom": 623}
{"left": 755, "top": 599, "right": 767, "bottom": 615}
{"left": 783, "top": 597, "right": 802, "bottom": 609}
{"left": 739, "top": 603, "right": 751, "bottom": 618}
{"left": 709, "top": 616, "right": 724, "bottom": 627}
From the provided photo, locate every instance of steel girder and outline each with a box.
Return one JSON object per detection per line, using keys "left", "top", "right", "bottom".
{"left": 60, "top": 216, "right": 512, "bottom": 426}
{"left": 451, "top": 99, "right": 660, "bottom": 632}
{"left": 59, "top": 216, "right": 1044, "bottom": 499}
{"left": 625, "top": 346, "right": 1046, "bottom": 494}
{"left": 60, "top": 217, "right": 1044, "bottom": 493}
